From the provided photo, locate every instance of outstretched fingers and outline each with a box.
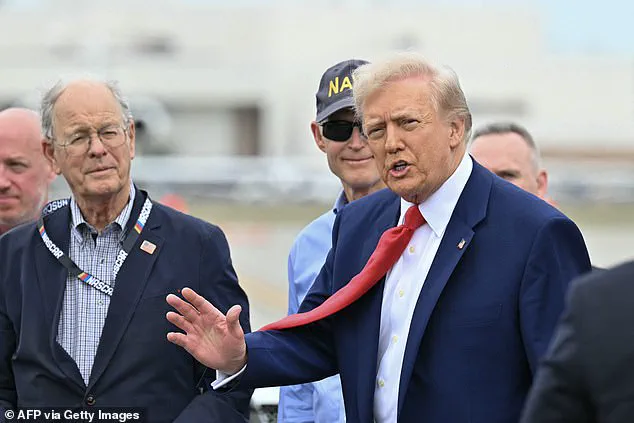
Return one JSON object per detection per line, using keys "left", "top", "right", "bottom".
{"left": 181, "top": 287, "right": 221, "bottom": 316}
{"left": 226, "top": 305, "right": 243, "bottom": 338}
{"left": 166, "top": 331, "right": 191, "bottom": 350}
{"left": 166, "top": 311, "right": 194, "bottom": 333}
{"left": 166, "top": 292, "right": 246, "bottom": 371}
{"left": 166, "top": 292, "right": 202, "bottom": 322}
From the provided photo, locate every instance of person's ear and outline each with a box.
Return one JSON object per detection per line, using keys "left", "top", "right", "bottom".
{"left": 42, "top": 139, "right": 62, "bottom": 175}
{"left": 311, "top": 121, "right": 327, "bottom": 153}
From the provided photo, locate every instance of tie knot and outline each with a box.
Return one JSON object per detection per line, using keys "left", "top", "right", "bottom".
{"left": 404, "top": 205, "right": 425, "bottom": 230}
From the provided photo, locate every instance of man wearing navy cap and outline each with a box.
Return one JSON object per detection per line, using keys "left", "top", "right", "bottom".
{"left": 166, "top": 53, "right": 591, "bottom": 423}
{"left": 277, "top": 59, "right": 385, "bottom": 423}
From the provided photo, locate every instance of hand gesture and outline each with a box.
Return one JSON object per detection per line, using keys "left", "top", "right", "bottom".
{"left": 166, "top": 287, "right": 247, "bottom": 374}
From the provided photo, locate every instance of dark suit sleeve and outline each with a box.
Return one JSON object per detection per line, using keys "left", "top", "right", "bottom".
{"left": 519, "top": 216, "right": 591, "bottom": 373}
{"left": 519, "top": 276, "right": 594, "bottom": 423}
{"left": 174, "top": 224, "right": 252, "bottom": 423}
{"left": 237, "top": 214, "right": 344, "bottom": 389}
{"left": 240, "top": 258, "right": 338, "bottom": 388}
{"left": 0, "top": 236, "right": 17, "bottom": 409}
{"left": 0, "top": 307, "right": 16, "bottom": 408}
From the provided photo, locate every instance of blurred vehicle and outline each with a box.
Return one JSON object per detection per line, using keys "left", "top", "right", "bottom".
{"left": 250, "top": 387, "right": 279, "bottom": 423}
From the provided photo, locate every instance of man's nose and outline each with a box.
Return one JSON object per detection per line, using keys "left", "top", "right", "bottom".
{"left": 0, "top": 166, "right": 12, "bottom": 191}
{"left": 87, "top": 135, "right": 108, "bottom": 157}
{"left": 384, "top": 125, "right": 403, "bottom": 153}
{"left": 347, "top": 127, "right": 367, "bottom": 150}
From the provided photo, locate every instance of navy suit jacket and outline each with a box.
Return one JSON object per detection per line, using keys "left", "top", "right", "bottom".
{"left": 520, "top": 260, "right": 634, "bottom": 423}
{"left": 240, "top": 161, "right": 591, "bottom": 423}
{"left": 0, "top": 188, "right": 252, "bottom": 423}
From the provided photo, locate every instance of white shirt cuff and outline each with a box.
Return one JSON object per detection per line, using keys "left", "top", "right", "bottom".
{"left": 211, "top": 364, "right": 247, "bottom": 389}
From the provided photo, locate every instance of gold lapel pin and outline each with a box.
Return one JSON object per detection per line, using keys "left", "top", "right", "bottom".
{"left": 457, "top": 239, "right": 466, "bottom": 250}
{"left": 140, "top": 240, "right": 157, "bottom": 255}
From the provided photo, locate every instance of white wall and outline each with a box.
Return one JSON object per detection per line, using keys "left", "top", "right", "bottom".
{"left": 1, "top": 2, "right": 632, "bottom": 157}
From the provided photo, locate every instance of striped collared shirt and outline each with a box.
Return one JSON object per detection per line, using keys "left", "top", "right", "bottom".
{"left": 56, "top": 184, "right": 135, "bottom": 385}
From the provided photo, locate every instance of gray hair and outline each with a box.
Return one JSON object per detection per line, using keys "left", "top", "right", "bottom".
{"left": 40, "top": 77, "right": 133, "bottom": 142}
{"left": 352, "top": 52, "right": 473, "bottom": 142}
{"left": 471, "top": 122, "right": 541, "bottom": 170}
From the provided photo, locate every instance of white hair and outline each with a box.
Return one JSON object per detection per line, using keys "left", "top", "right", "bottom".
{"left": 40, "top": 74, "right": 133, "bottom": 142}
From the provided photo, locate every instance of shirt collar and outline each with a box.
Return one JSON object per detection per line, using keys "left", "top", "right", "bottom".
{"left": 398, "top": 152, "right": 473, "bottom": 237}
{"left": 70, "top": 180, "right": 136, "bottom": 241}
{"left": 332, "top": 190, "right": 348, "bottom": 215}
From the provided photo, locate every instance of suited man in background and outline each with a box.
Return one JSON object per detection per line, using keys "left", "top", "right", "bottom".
{"left": 0, "top": 78, "right": 251, "bottom": 422}
{"left": 469, "top": 122, "right": 552, "bottom": 202}
{"left": 520, "top": 260, "right": 634, "bottom": 423}
{"left": 469, "top": 122, "right": 603, "bottom": 272}
{"left": 166, "top": 52, "right": 591, "bottom": 423}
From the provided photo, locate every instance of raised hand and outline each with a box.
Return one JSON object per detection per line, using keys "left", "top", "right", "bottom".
{"left": 166, "top": 287, "right": 247, "bottom": 374}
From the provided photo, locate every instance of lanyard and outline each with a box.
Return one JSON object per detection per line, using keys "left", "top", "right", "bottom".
{"left": 38, "top": 197, "right": 153, "bottom": 296}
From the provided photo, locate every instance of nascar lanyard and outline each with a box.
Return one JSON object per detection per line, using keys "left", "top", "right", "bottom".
{"left": 37, "top": 197, "right": 153, "bottom": 297}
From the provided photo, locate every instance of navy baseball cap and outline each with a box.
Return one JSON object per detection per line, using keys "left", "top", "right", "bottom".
{"left": 315, "top": 59, "right": 369, "bottom": 123}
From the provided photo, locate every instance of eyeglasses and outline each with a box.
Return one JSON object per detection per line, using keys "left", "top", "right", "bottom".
{"left": 321, "top": 120, "right": 364, "bottom": 142}
{"left": 54, "top": 124, "right": 129, "bottom": 156}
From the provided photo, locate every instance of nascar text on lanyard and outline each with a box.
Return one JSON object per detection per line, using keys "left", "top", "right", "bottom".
{"left": 38, "top": 197, "right": 153, "bottom": 297}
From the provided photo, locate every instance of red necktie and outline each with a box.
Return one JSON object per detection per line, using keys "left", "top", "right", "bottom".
{"left": 260, "top": 205, "right": 426, "bottom": 331}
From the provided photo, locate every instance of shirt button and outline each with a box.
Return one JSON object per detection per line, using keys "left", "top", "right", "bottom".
{"left": 85, "top": 394, "right": 96, "bottom": 406}
{"left": 98, "top": 300, "right": 104, "bottom": 306}
{"left": 408, "top": 246, "right": 415, "bottom": 254}
{"left": 100, "top": 258, "right": 106, "bottom": 265}
{"left": 392, "top": 335, "right": 399, "bottom": 344}
{"left": 398, "top": 290, "right": 405, "bottom": 298}
{"left": 377, "top": 379, "right": 385, "bottom": 388}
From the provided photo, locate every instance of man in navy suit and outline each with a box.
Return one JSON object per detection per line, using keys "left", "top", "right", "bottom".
{"left": 0, "top": 78, "right": 251, "bottom": 422}
{"left": 165, "top": 53, "right": 591, "bottom": 423}
{"left": 469, "top": 122, "right": 552, "bottom": 203}
{"left": 519, "top": 261, "right": 634, "bottom": 423}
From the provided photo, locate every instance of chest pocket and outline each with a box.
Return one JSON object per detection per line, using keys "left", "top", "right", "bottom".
{"left": 438, "top": 303, "right": 503, "bottom": 328}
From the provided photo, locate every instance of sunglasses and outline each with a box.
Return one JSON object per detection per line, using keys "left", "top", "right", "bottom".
{"left": 321, "top": 120, "right": 364, "bottom": 142}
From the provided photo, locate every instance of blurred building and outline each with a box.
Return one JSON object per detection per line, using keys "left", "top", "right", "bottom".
{"left": 1, "top": 0, "right": 633, "bottom": 202}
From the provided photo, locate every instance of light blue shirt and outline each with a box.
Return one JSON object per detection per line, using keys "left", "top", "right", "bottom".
{"left": 278, "top": 192, "right": 347, "bottom": 423}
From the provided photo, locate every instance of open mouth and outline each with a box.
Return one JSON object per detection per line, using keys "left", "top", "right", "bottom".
{"left": 393, "top": 161, "right": 408, "bottom": 170}
{"left": 389, "top": 160, "right": 410, "bottom": 177}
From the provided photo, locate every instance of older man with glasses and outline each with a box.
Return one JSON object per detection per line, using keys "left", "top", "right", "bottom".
{"left": 0, "top": 78, "right": 252, "bottom": 422}
{"left": 277, "top": 59, "right": 385, "bottom": 423}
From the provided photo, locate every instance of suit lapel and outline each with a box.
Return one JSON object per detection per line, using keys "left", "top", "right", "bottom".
{"left": 356, "top": 194, "right": 401, "bottom": 422}
{"left": 396, "top": 162, "right": 492, "bottom": 415}
{"left": 34, "top": 204, "right": 86, "bottom": 391}
{"left": 87, "top": 190, "right": 163, "bottom": 390}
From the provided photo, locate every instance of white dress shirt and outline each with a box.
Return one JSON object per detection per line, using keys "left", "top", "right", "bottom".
{"left": 373, "top": 153, "right": 473, "bottom": 422}
{"left": 214, "top": 154, "right": 474, "bottom": 421}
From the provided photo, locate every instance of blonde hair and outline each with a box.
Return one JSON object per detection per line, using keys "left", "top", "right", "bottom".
{"left": 352, "top": 52, "right": 472, "bottom": 142}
